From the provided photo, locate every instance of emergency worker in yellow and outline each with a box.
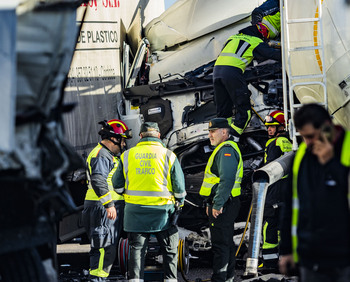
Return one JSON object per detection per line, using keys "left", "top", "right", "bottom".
{"left": 261, "top": 110, "right": 292, "bottom": 270}
{"left": 200, "top": 118, "right": 243, "bottom": 282}
{"left": 251, "top": 0, "right": 280, "bottom": 39}
{"left": 112, "top": 122, "right": 186, "bottom": 282}
{"left": 279, "top": 104, "right": 350, "bottom": 281}
{"left": 213, "top": 24, "right": 281, "bottom": 142}
{"left": 82, "top": 119, "right": 132, "bottom": 281}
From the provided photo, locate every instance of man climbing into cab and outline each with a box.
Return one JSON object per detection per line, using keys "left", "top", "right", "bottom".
{"left": 213, "top": 23, "right": 281, "bottom": 142}
{"left": 251, "top": 0, "right": 281, "bottom": 40}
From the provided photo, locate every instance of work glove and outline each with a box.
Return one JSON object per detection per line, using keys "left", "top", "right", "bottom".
{"left": 251, "top": 8, "right": 264, "bottom": 25}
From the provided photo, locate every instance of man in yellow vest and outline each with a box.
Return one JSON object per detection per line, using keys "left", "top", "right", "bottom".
{"left": 200, "top": 118, "right": 243, "bottom": 282}
{"left": 112, "top": 122, "right": 186, "bottom": 282}
{"left": 261, "top": 110, "right": 292, "bottom": 270}
{"left": 213, "top": 24, "right": 281, "bottom": 142}
{"left": 279, "top": 104, "right": 350, "bottom": 281}
{"left": 251, "top": 0, "right": 280, "bottom": 39}
{"left": 82, "top": 119, "right": 132, "bottom": 281}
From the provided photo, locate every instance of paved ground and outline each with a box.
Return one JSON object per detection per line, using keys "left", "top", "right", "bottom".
{"left": 57, "top": 243, "right": 298, "bottom": 282}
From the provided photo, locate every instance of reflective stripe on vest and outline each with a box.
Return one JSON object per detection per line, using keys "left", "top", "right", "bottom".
{"left": 340, "top": 131, "right": 350, "bottom": 209}
{"left": 85, "top": 144, "right": 123, "bottom": 203}
{"left": 121, "top": 141, "right": 176, "bottom": 205}
{"left": 341, "top": 131, "right": 350, "bottom": 167}
{"left": 214, "top": 34, "right": 263, "bottom": 72}
{"left": 292, "top": 133, "right": 350, "bottom": 261}
{"left": 200, "top": 140, "right": 242, "bottom": 198}
{"left": 291, "top": 142, "right": 307, "bottom": 263}
{"left": 264, "top": 136, "right": 292, "bottom": 163}
{"left": 262, "top": 12, "right": 280, "bottom": 39}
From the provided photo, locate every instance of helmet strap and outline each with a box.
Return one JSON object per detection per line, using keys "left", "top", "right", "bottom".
{"left": 109, "top": 136, "right": 121, "bottom": 146}
{"left": 276, "top": 125, "right": 285, "bottom": 135}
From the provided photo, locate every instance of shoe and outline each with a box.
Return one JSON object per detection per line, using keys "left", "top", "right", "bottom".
{"left": 258, "top": 261, "right": 280, "bottom": 275}
{"left": 231, "top": 135, "right": 240, "bottom": 142}
{"left": 229, "top": 128, "right": 240, "bottom": 142}
{"left": 88, "top": 275, "right": 107, "bottom": 282}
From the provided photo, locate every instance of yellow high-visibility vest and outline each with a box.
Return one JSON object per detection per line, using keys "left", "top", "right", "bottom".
{"left": 200, "top": 140, "right": 243, "bottom": 198}
{"left": 85, "top": 144, "right": 123, "bottom": 205}
{"left": 264, "top": 136, "right": 292, "bottom": 163}
{"left": 121, "top": 141, "right": 177, "bottom": 206}
{"left": 215, "top": 34, "right": 263, "bottom": 72}
{"left": 262, "top": 12, "right": 280, "bottom": 39}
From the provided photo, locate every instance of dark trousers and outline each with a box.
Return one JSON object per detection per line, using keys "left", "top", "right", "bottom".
{"left": 262, "top": 180, "right": 283, "bottom": 268}
{"left": 262, "top": 216, "right": 279, "bottom": 268}
{"left": 209, "top": 197, "right": 240, "bottom": 282}
{"left": 82, "top": 200, "right": 125, "bottom": 279}
{"left": 213, "top": 69, "right": 251, "bottom": 134}
{"left": 300, "top": 265, "right": 350, "bottom": 282}
{"left": 127, "top": 225, "right": 179, "bottom": 281}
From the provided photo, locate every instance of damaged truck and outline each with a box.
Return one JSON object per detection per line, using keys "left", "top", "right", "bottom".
{"left": 61, "top": 0, "right": 350, "bottom": 276}
{"left": 2, "top": 0, "right": 350, "bottom": 280}
{"left": 60, "top": 0, "right": 286, "bottom": 275}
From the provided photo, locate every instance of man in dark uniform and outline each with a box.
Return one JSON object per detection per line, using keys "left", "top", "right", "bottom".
{"left": 279, "top": 104, "right": 350, "bottom": 281}
{"left": 200, "top": 118, "right": 243, "bottom": 282}
{"left": 213, "top": 24, "right": 281, "bottom": 142}
{"left": 261, "top": 110, "right": 292, "bottom": 270}
{"left": 251, "top": 0, "right": 280, "bottom": 25}
{"left": 82, "top": 119, "right": 132, "bottom": 281}
{"left": 251, "top": 0, "right": 280, "bottom": 39}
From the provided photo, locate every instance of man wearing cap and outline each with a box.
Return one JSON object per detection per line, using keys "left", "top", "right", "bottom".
{"left": 112, "top": 122, "right": 186, "bottom": 282}
{"left": 200, "top": 118, "right": 243, "bottom": 282}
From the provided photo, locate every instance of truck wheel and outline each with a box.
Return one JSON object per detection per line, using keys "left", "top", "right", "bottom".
{"left": 178, "top": 238, "right": 190, "bottom": 274}
{"left": 0, "top": 248, "right": 50, "bottom": 282}
{"left": 118, "top": 237, "right": 129, "bottom": 276}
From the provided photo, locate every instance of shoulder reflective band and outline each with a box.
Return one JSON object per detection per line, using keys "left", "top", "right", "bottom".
{"left": 341, "top": 131, "right": 350, "bottom": 167}
{"left": 291, "top": 142, "right": 307, "bottom": 263}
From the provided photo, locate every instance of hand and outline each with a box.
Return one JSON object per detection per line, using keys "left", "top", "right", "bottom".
{"left": 212, "top": 207, "right": 223, "bottom": 218}
{"left": 312, "top": 133, "right": 334, "bottom": 165}
{"left": 251, "top": 9, "right": 263, "bottom": 25}
{"left": 279, "top": 254, "right": 295, "bottom": 275}
{"left": 206, "top": 206, "right": 209, "bottom": 216}
{"left": 106, "top": 206, "right": 117, "bottom": 220}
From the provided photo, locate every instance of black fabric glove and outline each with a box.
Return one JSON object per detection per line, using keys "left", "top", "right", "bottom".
{"left": 251, "top": 8, "right": 264, "bottom": 25}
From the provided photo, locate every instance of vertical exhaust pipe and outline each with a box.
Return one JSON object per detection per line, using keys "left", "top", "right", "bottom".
{"left": 244, "top": 151, "right": 294, "bottom": 277}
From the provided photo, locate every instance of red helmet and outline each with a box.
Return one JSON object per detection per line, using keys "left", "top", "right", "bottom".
{"left": 256, "top": 22, "right": 270, "bottom": 39}
{"left": 264, "top": 110, "right": 286, "bottom": 127}
{"left": 98, "top": 119, "right": 132, "bottom": 139}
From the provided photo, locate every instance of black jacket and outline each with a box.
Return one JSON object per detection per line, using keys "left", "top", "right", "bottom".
{"left": 264, "top": 133, "right": 291, "bottom": 216}
{"left": 280, "top": 127, "right": 350, "bottom": 269}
